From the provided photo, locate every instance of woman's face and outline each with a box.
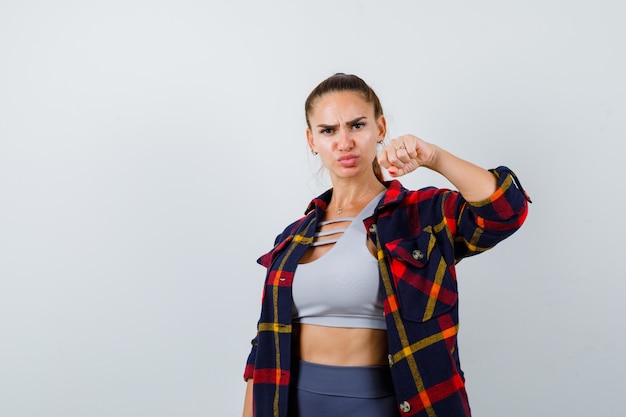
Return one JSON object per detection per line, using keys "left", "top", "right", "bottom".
{"left": 306, "top": 91, "right": 386, "bottom": 181}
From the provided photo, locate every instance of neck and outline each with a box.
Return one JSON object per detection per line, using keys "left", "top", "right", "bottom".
{"left": 328, "top": 174, "right": 386, "bottom": 215}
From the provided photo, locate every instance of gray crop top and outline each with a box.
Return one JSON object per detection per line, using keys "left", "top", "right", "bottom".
{"left": 291, "top": 191, "right": 386, "bottom": 330}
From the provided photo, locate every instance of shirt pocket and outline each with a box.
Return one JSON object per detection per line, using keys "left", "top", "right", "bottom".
{"left": 384, "top": 232, "right": 458, "bottom": 322}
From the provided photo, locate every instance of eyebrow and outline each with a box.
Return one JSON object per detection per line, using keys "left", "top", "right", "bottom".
{"left": 316, "top": 116, "right": 367, "bottom": 129}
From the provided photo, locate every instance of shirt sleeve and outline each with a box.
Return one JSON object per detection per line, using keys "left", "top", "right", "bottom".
{"left": 447, "top": 166, "right": 531, "bottom": 261}
{"left": 243, "top": 335, "right": 258, "bottom": 381}
{"left": 244, "top": 228, "right": 293, "bottom": 381}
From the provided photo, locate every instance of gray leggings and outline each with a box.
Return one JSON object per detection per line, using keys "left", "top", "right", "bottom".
{"left": 288, "top": 360, "right": 399, "bottom": 417}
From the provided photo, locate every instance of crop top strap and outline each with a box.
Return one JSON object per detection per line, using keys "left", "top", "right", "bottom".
{"left": 318, "top": 217, "right": 355, "bottom": 226}
{"left": 312, "top": 217, "right": 355, "bottom": 246}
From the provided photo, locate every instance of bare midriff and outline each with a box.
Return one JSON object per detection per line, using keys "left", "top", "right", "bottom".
{"left": 293, "top": 323, "right": 388, "bottom": 366}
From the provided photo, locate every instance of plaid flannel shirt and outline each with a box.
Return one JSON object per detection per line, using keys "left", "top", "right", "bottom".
{"left": 244, "top": 166, "right": 530, "bottom": 417}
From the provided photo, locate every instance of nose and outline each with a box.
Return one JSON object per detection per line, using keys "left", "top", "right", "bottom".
{"left": 337, "top": 129, "right": 354, "bottom": 152}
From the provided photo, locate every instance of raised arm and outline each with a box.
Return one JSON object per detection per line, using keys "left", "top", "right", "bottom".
{"left": 377, "top": 134, "right": 497, "bottom": 202}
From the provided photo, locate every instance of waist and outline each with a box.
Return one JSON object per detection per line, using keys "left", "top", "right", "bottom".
{"left": 293, "top": 360, "right": 394, "bottom": 398}
{"left": 293, "top": 323, "right": 389, "bottom": 366}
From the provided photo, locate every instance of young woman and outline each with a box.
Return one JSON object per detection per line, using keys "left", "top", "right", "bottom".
{"left": 242, "top": 73, "right": 530, "bottom": 417}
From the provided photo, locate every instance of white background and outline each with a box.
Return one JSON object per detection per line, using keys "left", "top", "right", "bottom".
{"left": 1, "top": 1, "right": 624, "bottom": 416}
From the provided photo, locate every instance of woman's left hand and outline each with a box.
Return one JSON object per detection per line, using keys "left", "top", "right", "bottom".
{"left": 378, "top": 134, "right": 437, "bottom": 177}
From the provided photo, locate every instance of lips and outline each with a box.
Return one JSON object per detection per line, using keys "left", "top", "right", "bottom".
{"left": 338, "top": 153, "right": 359, "bottom": 167}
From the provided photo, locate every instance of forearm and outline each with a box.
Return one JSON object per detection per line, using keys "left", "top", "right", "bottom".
{"left": 242, "top": 379, "right": 254, "bottom": 417}
{"left": 426, "top": 145, "right": 497, "bottom": 203}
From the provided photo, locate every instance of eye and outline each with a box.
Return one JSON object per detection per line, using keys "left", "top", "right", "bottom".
{"left": 320, "top": 128, "right": 334, "bottom": 134}
{"left": 352, "top": 122, "right": 364, "bottom": 130}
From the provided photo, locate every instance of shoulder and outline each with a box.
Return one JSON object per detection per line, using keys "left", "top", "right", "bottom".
{"left": 277, "top": 214, "right": 311, "bottom": 242}
{"left": 256, "top": 210, "right": 316, "bottom": 268}
{"left": 271, "top": 187, "right": 333, "bottom": 244}
{"left": 381, "top": 179, "right": 458, "bottom": 211}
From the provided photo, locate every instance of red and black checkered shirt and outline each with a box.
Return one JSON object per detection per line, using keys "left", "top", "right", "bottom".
{"left": 244, "top": 166, "right": 530, "bottom": 417}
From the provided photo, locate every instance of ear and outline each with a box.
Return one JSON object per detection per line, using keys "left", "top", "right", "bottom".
{"left": 306, "top": 128, "right": 317, "bottom": 153}
{"left": 377, "top": 115, "right": 387, "bottom": 141}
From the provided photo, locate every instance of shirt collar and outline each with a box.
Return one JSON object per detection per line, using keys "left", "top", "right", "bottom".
{"left": 304, "top": 180, "right": 407, "bottom": 215}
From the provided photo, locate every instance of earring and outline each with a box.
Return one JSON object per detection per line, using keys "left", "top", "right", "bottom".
{"left": 311, "top": 149, "right": 318, "bottom": 155}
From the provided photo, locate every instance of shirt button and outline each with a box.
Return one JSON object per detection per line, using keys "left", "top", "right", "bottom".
{"left": 400, "top": 401, "right": 411, "bottom": 413}
{"left": 412, "top": 249, "right": 424, "bottom": 260}
{"left": 368, "top": 224, "right": 377, "bottom": 233}
{"left": 388, "top": 354, "right": 394, "bottom": 366}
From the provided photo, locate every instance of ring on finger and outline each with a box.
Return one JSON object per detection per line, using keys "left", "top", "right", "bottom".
{"left": 396, "top": 145, "right": 406, "bottom": 150}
